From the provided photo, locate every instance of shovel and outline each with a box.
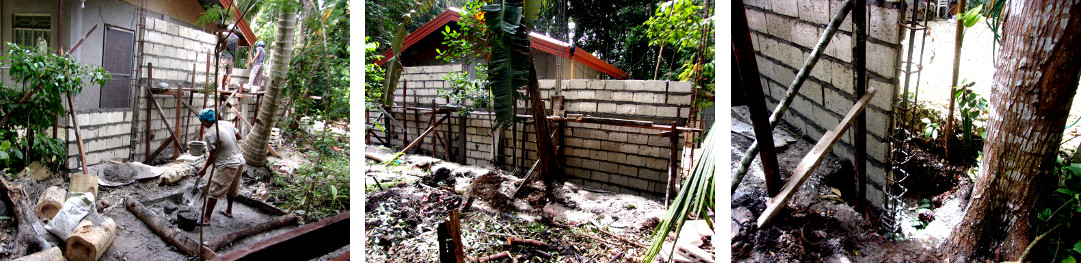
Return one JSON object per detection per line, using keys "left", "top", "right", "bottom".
{"left": 183, "top": 176, "right": 205, "bottom": 207}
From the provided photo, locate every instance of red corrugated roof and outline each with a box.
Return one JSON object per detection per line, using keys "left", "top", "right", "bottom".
{"left": 219, "top": 0, "right": 258, "bottom": 47}
{"left": 376, "top": 8, "right": 628, "bottom": 79}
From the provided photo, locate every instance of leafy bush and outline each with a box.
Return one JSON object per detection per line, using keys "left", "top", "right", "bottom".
{"left": 1033, "top": 158, "right": 1081, "bottom": 262}
{"left": 0, "top": 43, "right": 109, "bottom": 173}
{"left": 271, "top": 145, "right": 349, "bottom": 222}
{"left": 954, "top": 84, "right": 988, "bottom": 151}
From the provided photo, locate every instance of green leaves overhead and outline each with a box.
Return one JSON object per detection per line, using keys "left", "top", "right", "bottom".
{"left": 484, "top": 0, "right": 533, "bottom": 130}
{"left": 960, "top": 5, "right": 983, "bottom": 28}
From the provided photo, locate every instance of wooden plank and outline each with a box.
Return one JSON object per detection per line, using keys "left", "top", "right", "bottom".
{"left": 578, "top": 116, "right": 653, "bottom": 126}
{"left": 757, "top": 88, "right": 876, "bottom": 227}
{"left": 211, "top": 212, "right": 349, "bottom": 261}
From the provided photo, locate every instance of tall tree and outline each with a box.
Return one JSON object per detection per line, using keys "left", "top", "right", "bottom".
{"left": 240, "top": 0, "right": 299, "bottom": 166}
{"left": 944, "top": 1, "right": 1081, "bottom": 261}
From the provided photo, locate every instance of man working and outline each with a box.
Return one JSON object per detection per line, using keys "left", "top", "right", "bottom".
{"left": 218, "top": 26, "right": 240, "bottom": 91}
{"left": 246, "top": 40, "right": 266, "bottom": 87}
{"left": 197, "top": 109, "right": 245, "bottom": 225}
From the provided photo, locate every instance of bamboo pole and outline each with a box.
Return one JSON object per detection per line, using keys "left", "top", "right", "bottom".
{"left": 732, "top": 0, "right": 854, "bottom": 192}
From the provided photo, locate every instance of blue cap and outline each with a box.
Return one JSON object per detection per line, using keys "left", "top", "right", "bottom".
{"left": 199, "top": 109, "right": 216, "bottom": 122}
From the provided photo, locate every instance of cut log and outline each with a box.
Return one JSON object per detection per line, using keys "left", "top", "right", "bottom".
{"left": 507, "top": 237, "right": 549, "bottom": 248}
{"left": 207, "top": 214, "right": 298, "bottom": 250}
{"left": 65, "top": 217, "right": 117, "bottom": 261}
{"left": 13, "top": 246, "right": 63, "bottom": 261}
{"left": 68, "top": 173, "right": 99, "bottom": 200}
{"left": 124, "top": 197, "right": 216, "bottom": 259}
{"left": 34, "top": 186, "right": 66, "bottom": 220}
{"left": 0, "top": 178, "right": 53, "bottom": 258}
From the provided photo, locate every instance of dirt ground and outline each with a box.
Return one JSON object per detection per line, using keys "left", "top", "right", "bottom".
{"left": 0, "top": 143, "right": 345, "bottom": 261}
{"left": 731, "top": 106, "right": 972, "bottom": 262}
{"left": 364, "top": 145, "right": 711, "bottom": 262}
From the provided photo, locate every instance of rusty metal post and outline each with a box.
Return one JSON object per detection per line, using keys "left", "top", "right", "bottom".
{"left": 853, "top": 0, "right": 868, "bottom": 211}
{"left": 733, "top": 0, "right": 782, "bottom": 196}
{"left": 175, "top": 82, "right": 182, "bottom": 158}
{"left": 431, "top": 100, "right": 437, "bottom": 157}
{"left": 403, "top": 82, "right": 409, "bottom": 146}
{"left": 666, "top": 106, "right": 682, "bottom": 205}
{"left": 145, "top": 63, "right": 153, "bottom": 163}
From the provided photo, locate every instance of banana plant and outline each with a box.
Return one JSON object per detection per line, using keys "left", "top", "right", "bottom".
{"left": 643, "top": 122, "right": 716, "bottom": 263}
{"left": 380, "top": 0, "right": 436, "bottom": 106}
{"left": 483, "top": 0, "right": 533, "bottom": 129}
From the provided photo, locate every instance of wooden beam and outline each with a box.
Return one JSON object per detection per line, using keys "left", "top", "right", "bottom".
{"left": 145, "top": 85, "right": 186, "bottom": 153}
{"left": 385, "top": 115, "right": 450, "bottom": 164}
{"left": 757, "top": 88, "right": 876, "bottom": 227}
{"left": 852, "top": 0, "right": 868, "bottom": 211}
{"left": 734, "top": 0, "right": 782, "bottom": 196}
{"left": 124, "top": 197, "right": 217, "bottom": 259}
{"left": 66, "top": 93, "right": 88, "bottom": 173}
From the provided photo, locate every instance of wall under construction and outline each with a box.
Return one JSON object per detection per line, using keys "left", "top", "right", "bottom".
{"left": 63, "top": 16, "right": 262, "bottom": 169}
{"left": 743, "top": 0, "right": 902, "bottom": 207}
{"left": 369, "top": 65, "right": 695, "bottom": 199}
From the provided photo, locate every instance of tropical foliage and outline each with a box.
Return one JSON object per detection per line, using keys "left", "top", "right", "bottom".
{"left": 483, "top": 0, "right": 536, "bottom": 129}
{"left": 285, "top": 0, "right": 350, "bottom": 121}
{"left": 0, "top": 43, "right": 109, "bottom": 173}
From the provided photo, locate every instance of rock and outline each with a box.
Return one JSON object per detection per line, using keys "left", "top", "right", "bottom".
{"left": 163, "top": 204, "right": 178, "bottom": 214}
{"left": 251, "top": 182, "right": 269, "bottom": 201}
{"left": 733, "top": 206, "right": 755, "bottom": 227}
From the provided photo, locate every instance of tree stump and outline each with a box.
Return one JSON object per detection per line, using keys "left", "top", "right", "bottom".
{"left": 34, "top": 186, "right": 66, "bottom": 220}
{"left": 13, "top": 246, "right": 63, "bottom": 261}
{"left": 68, "top": 174, "right": 98, "bottom": 200}
{"left": 65, "top": 217, "right": 117, "bottom": 261}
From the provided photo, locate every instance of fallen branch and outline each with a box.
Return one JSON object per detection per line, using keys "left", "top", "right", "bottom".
{"left": 207, "top": 214, "right": 298, "bottom": 250}
{"left": 595, "top": 227, "right": 649, "bottom": 249}
{"left": 124, "top": 197, "right": 216, "bottom": 259}
{"left": 0, "top": 178, "right": 53, "bottom": 257}
{"left": 467, "top": 251, "right": 511, "bottom": 262}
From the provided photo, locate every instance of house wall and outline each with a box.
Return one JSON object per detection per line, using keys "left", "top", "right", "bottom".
{"left": 743, "top": 0, "right": 901, "bottom": 207}
{"left": 532, "top": 51, "right": 602, "bottom": 80}
{"left": 369, "top": 65, "right": 694, "bottom": 199}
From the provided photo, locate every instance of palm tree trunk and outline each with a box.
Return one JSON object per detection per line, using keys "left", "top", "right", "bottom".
{"left": 241, "top": 2, "right": 298, "bottom": 167}
{"left": 943, "top": 1, "right": 1081, "bottom": 261}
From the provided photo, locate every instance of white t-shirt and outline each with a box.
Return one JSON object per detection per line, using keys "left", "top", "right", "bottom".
{"left": 204, "top": 121, "right": 244, "bottom": 168}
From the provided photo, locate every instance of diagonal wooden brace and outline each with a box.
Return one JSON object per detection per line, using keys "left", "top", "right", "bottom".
{"left": 757, "top": 88, "right": 876, "bottom": 227}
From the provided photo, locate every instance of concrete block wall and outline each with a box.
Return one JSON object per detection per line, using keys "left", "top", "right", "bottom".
{"left": 370, "top": 65, "right": 695, "bottom": 199}
{"left": 139, "top": 17, "right": 216, "bottom": 85}
{"left": 62, "top": 18, "right": 267, "bottom": 170}
{"left": 744, "top": 0, "right": 901, "bottom": 207}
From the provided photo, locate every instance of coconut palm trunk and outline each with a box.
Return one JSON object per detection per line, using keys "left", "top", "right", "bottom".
{"left": 943, "top": 1, "right": 1081, "bottom": 261}
{"left": 241, "top": 3, "right": 297, "bottom": 166}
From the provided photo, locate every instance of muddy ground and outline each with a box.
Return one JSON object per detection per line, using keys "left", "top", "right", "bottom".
{"left": 732, "top": 106, "right": 973, "bottom": 262}
{"left": 364, "top": 145, "right": 711, "bottom": 262}
{"left": 0, "top": 143, "right": 345, "bottom": 261}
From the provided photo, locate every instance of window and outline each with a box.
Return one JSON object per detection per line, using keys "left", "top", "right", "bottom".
{"left": 12, "top": 15, "right": 50, "bottom": 48}
{"left": 100, "top": 26, "right": 134, "bottom": 109}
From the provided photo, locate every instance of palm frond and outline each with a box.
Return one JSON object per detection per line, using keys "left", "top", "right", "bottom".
{"left": 642, "top": 122, "right": 716, "bottom": 263}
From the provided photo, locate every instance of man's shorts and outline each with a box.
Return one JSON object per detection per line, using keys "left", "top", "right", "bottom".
{"left": 208, "top": 164, "right": 244, "bottom": 200}
{"left": 218, "top": 56, "right": 234, "bottom": 77}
